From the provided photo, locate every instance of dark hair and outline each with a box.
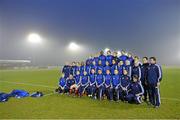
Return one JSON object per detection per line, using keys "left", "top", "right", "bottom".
{"left": 143, "top": 57, "right": 148, "bottom": 60}
{"left": 134, "top": 56, "right": 139, "bottom": 59}
{"left": 100, "top": 51, "right": 104, "bottom": 55}
{"left": 149, "top": 57, "right": 156, "bottom": 61}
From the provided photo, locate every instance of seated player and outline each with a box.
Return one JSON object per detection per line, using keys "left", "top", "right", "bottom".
{"left": 119, "top": 70, "right": 131, "bottom": 101}
{"left": 96, "top": 69, "right": 105, "bottom": 100}
{"left": 104, "top": 69, "right": 113, "bottom": 101}
{"left": 70, "top": 71, "right": 81, "bottom": 96}
{"left": 56, "top": 73, "right": 66, "bottom": 94}
{"left": 125, "top": 75, "right": 144, "bottom": 104}
{"left": 78, "top": 71, "right": 89, "bottom": 97}
{"left": 112, "top": 69, "right": 121, "bottom": 101}
{"left": 66, "top": 74, "right": 76, "bottom": 95}
{"left": 89, "top": 69, "right": 96, "bottom": 98}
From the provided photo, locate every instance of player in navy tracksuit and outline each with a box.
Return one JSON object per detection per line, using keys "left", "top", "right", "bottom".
{"left": 70, "top": 71, "right": 81, "bottom": 96}
{"left": 104, "top": 70, "right": 113, "bottom": 100}
{"left": 125, "top": 75, "right": 144, "bottom": 104}
{"left": 96, "top": 60, "right": 104, "bottom": 73}
{"left": 96, "top": 69, "right": 105, "bottom": 100}
{"left": 103, "top": 61, "right": 111, "bottom": 75}
{"left": 123, "top": 60, "right": 132, "bottom": 79}
{"left": 111, "top": 59, "right": 118, "bottom": 75}
{"left": 89, "top": 69, "right": 96, "bottom": 98}
{"left": 62, "top": 63, "right": 71, "bottom": 79}
{"left": 112, "top": 69, "right": 121, "bottom": 101}
{"left": 99, "top": 51, "right": 106, "bottom": 67}
{"left": 119, "top": 50, "right": 128, "bottom": 63}
{"left": 113, "top": 51, "right": 120, "bottom": 63}
{"left": 119, "top": 70, "right": 131, "bottom": 101}
{"left": 79, "top": 71, "right": 89, "bottom": 97}
{"left": 66, "top": 74, "right": 76, "bottom": 94}
{"left": 117, "top": 60, "right": 124, "bottom": 76}
{"left": 132, "top": 62, "right": 141, "bottom": 80}
{"left": 106, "top": 50, "right": 113, "bottom": 66}
{"left": 56, "top": 73, "right": 66, "bottom": 94}
{"left": 80, "top": 62, "right": 85, "bottom": 76}
{"left": 140, "top": 57, "right": 149, "bottom": 101}
{"left": 127, "top": 53, "right": 134, "bottom": 66}
{"left": 147, "top": 57, "right": 162, "bottom": 108}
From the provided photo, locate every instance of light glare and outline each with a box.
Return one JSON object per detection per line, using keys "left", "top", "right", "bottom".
{"left": 28, "top": 33, "right": 42, "bottom": 44}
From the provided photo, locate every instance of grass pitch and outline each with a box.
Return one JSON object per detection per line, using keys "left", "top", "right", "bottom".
{"left": 0, "top": 67, "right": 180, "bottom": 119}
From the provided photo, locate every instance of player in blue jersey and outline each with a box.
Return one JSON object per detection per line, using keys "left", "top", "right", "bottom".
{"left": 123, "top": 59, "right": 132, "bottom": 78}
{"left": 147, "top": 57, "right": 162, "bottom": 108}
{"left": 56, "top": 73, "right": 67, "bottom": 94}
{"left": 132, "top": 61, "right": 141, "bottom": 80}
{"left": 104, "top": 69, "right": 113, "bottom": 100}
{"left": 125, "top": 75, "right": 144, "bottom": 104}
{"left": 78, "top": 71, "right": 89, "bottom": 97}
{"left": 99, "top": 51, "right": 106, "bottom": 67}
{"left": 112, "top": 69, "right": 121, "bottom": 101}
{"left": 119, "top": 70, "right": 131, "bottom": 101}
{"left": 66, "top": 74, "right": 76, "bottom": 94}
{"left": 117, "top": 60, "right": 124, "bottom": 76}
{"left": 111, "top": 59, "right": 118, "bottom": 75}
{"left": 89, "top": 69, "right": 96, "bottom": 98}
{"left": 119, "top": 50, "right": 128, "bottom": 63}
{"left": 106, "top": 50, "right": 113, "bottom": 66}
{"left": 103, "top": 61, "right": 111, "bottom": 75}
{"left": 96, "top": 69, "right": 105, "bottom": 100}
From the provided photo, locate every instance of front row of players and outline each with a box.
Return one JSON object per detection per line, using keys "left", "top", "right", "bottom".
{"left": 56, "top": 69, "right": 144, "bottom": 104}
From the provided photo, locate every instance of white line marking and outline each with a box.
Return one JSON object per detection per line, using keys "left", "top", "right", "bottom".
{"left": 0, "top": 80, "right": 56, "bottom": 89}
{"left": 44, "top": 92, "right": 57, "bottom": 97}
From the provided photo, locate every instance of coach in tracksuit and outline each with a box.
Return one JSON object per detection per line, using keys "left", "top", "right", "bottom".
{"left": 147, "top": 57, "right": 162, "bottom": 108}
{"left": 140, "top": 57, "right": 149, "bottom": 101}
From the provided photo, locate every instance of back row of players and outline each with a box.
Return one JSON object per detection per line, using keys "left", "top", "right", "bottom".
{"left": 57, "top": 50, "right": 162, "bottom": 108}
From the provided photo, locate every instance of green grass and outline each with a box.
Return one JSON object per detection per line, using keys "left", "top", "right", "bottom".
{"left": 0, "top": 67, "right": 180, "bottom": 119}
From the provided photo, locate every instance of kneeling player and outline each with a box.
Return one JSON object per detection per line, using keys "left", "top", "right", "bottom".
{"left": 66, "top": 74, "right": 76, "bottom": 95}
{"left": 125, "top": 75, "right": 144, "bottom": 104}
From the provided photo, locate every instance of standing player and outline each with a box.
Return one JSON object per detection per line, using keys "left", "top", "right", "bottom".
{"left": 104, "top": 70, "right": 113, "bottom": 100}
{"left": 79, "top": 71, "right": 89, "bottom": 97}
{"left": 96, "top": 69, "right": 105, "bottom": 100}
{"left": 141, "top": 57, "right": 149, "bottom": 102}
{"left": 119, "top": 50, "right": 128, "bottom": 63}
{"left": 99, "top": 51, "right": 106, "bottom": 67}
{"left": 147, "top": 57, "right": 162, "bottom": 108}
{"left": 123, "top": 60, "right": 132, "bottom": 79}
{"left": 132, "top": 61, "right": 141, "bottom": 80}
{"left": 112, "top": 69, "right": 121, "bottom": 101}
{"left": 106, "top": 50, "right": 113, "bottom": 66}
{"left": 89, "top": 69, "right": 96, "bottom": 98}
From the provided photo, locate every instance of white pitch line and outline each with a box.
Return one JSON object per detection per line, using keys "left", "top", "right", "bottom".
{"left": 0, "top": 80, "right": 56, "bottom": 89}
{"left": 43, "top": 92, "right": 57, "bottom": 97}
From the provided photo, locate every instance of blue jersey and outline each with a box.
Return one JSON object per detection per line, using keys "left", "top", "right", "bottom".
{"left": 132, "top": 66, "right": 141, "bottom": 80}
{"left": 81, "top": 75, "right": 89, "bottom": 86}
{"left": 117, "top": 65, "right": 124, "bottom": 76}
{"left": 96, "top": 74, "right": 105, "bottom": 87}
{"left": 89, "top": 74, "right": 96, "bottom": 85}
{"left": 119, "top": 55, "right": 128, "bottom": 63}
{"left": 112, "top": 74, "right": 121, "bottom": 88}
{"left": 66, "top": 78, "right": 75, "bottom": 88}
{"left": 59, "top": 77, "right": 66, "bottom": 88}
{"left": 128, "top": 57, "right": 134, "bottom": 66}
{"left": 104, "top": 74, "right": 112, "bottom": 88}
{"left": 94, "top": 57, "right": 99, "bottom": 66}
{"left": 147, "top": 64, "right": 162, "bottom": 86}
{"left": 120, "top": 75, "right": 131, "bottom": 88}
{"left": 80, "top": 66, "right": 85, "bottom": 76}
{"left": 74, "top": 66, "right": 80, "bottom": 76}
{"left": 111, "top": 64, "right": 118, "bottom": 75}
{"left": 74, "top": 75, "right": 81, "bottom": 85}
{"left": 99, "top": 55, "right": 106, "bottom": 66}
{"left": 128, "top": 81, "right": 144, "bottom": 95}
{"left": 103, "top": 65, "right": 111, "bottom": 74}
{"left": 86, "top": 58, "right": 93, "bottom": 66}
{"left": 106, "top": 55, "right": 113, "bottom": 65}
{"left": 62, "top": 65, "right": 71, "bottom": 78}
{"left": 96, "top": 65, "right": 104, "bottom": 73}
{"left": 85, "top": 65, "right": 91, "bottom": 75}
{"left": 123, "top": 65, "right": 132, "bottom": 78}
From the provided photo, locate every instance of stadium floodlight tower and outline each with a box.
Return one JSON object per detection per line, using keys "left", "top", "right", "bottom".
{"left": 27, "top": 33, "right": 42, "bottom": 44}
{"left": 68, "top": 42, "right": 80, "bottom": 51}
{"left": 27, "top": 33, "right": 42, "bottom": 66}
